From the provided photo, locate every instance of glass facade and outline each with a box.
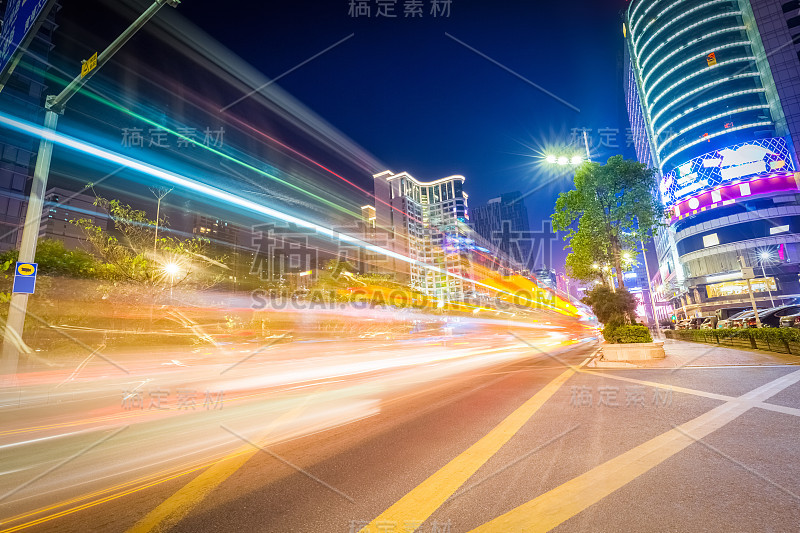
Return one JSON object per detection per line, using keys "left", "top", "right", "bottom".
{"left": 625, "top": 0, "right": 800, "bottom": 314}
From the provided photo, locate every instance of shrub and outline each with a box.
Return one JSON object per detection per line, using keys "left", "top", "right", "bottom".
{"left": 665, "top": 327, "right": 800, "bottom": 347}
{"left": 604, "top": 324, "right": 653, "bottom": 344}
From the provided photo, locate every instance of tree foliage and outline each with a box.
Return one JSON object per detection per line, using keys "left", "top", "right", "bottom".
{"left": 0, "top": 239, "right": 103, "bottom": 279}
{"left": 552, "top": 156, "right": 663, "bottom": 288}
{"left": 71, "top": 195, "right": 223, "bottom": 288}
{"left": 581, "top": 285, "right": 638, "bottom": 326}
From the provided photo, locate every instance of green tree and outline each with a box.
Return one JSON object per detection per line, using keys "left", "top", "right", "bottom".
{"left": 72, "top": 195, "right": 223, "bottom": 288}
{"left": 552, "top": 156, "right": 663, "bottom": 289}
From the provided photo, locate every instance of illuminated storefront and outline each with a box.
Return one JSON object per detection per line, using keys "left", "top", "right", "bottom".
{"left": 706, "top": 277, "right": 777, "bottom": 299}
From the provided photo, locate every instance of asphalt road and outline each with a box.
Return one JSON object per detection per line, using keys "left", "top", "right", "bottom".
{"left": 4, "top": 339, "right": 800, "bottom": 532}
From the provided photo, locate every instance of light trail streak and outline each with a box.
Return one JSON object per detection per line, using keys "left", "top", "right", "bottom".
{"left": 0, "top": 111, "right": 568, "bottom": 314}
{"left": 29, "top": 57, "right": 514, "bottom": 273}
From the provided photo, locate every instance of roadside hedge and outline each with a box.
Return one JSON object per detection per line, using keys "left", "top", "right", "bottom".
{"left": 664, "top": 328, "right": 800, "bottom": 355}
{"left": 604, "top": 324, "right": 653, "bottom": 344}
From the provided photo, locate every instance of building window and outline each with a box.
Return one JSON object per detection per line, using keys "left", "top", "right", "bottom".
{"left": 770, "top": 225, "right": 790, "bottom": 235}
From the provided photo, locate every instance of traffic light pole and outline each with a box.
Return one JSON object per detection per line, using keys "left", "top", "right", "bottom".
{"left": 1, "top": 0, "right": 179, "bottom": 381}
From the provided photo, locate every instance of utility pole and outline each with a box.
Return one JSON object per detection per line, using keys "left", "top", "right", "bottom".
{"left": 759, "top": 254, "right": 776, "bottom": 308}
{"left": 1, "top": 0, "right": 180, "bottom": 379}
{"left": 151, "top": 187, "right": 173, "bottom": 256}
{"left": 739, "top": 255, "right": 762, "bottom": 328}
{"left": 640, "top": 239, "right": 661, "bottom": 338}
{"left": 582, "top": 130, "right": 592, "bottom": 163}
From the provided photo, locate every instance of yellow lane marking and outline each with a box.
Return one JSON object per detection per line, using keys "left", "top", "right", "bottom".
{"left": 125, "top": 443, "right": 262, "bottom": 533}
{"left": 1, "top": 437, "right": 287, "bottom": 532}
{"left": 360, "top": 356, "right": 591, "bottom": 532}
{"left": 126, "top": 346, "right": 579, "bottom": 533}
{"left": 4, "top": 345, "right": 591, "bottom": 532}
{"left": 126, "top": 389, "right": 326, "bottom": 533}
{"left": 468, "top": 368, "right": 800, "bottom": 532}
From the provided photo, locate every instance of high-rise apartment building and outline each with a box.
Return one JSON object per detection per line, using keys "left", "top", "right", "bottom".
{"left": 371, "top": 170, "right": 472, "bottom": 300}
{"left": 624, "top": 0, "right": 800, "bottom": 315}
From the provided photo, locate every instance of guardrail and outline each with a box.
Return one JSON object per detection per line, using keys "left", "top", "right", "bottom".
{"left": 664, "top": 328, "right": 800, "bottom": 355}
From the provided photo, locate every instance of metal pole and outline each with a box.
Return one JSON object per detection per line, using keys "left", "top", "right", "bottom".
{"left": 640, "top": 239, "right": 661, "bottom": 338}
{"left": 0, "top": 0, "right": 178, "bottom": 379}
{"left": 740, "top": 256, "right": 762, "bottom": 328}
{"left": 582, "top": 130, "right": 592, "bottom": 162}
{"left": 761, "top": 260, "right": 775, "bottom": 308}
{"left": 745, "top": 278, "right": 762, "bottom": 328}
{"left": 154, "top": 196, "right": 161, "bottom": 256}
{"left": 0, "top": 109, "right": 58, "bottom": 378}
{"left": 47, "top": 0, "right": 180, "bottom": 115}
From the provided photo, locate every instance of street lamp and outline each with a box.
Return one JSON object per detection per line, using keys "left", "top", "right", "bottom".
{"left": 544, "top": 153, "right": 583, "bottom": 166}
{"left": 164, "top": 262, "right": 180, "bottom": 299}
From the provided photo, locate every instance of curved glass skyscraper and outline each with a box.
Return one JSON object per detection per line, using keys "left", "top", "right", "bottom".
{"left": 625, "top": 0, "right": 800, "bottom": 317}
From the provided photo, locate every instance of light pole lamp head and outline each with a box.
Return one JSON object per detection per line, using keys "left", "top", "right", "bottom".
{"left": 164, "top": 263, "right": 180, "bottom": 276}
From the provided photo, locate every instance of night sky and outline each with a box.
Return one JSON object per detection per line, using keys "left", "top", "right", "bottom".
{"left": 175, "top": 0, "right": 635, "bottom": 206}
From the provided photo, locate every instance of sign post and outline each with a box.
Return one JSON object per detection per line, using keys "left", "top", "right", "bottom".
{"left": 12, "top": 262, "right": 37, "bottom": 294}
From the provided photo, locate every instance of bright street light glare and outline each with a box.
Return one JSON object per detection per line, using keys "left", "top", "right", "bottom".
{"left": 164, "top": 263, "right": 180, "bottom": 276}
{"left": 759, "top": 251, "right": 772, "bottom": 260}
{"left": 557, "top": 156, "right": 569, "bottom": 165}
{"left": 545, "top": 154, "right": 557, "bottom": 164}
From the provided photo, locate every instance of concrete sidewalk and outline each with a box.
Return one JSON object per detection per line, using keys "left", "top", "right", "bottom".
{"left": 587, "top": 338, "right": 800, "bottom": 369}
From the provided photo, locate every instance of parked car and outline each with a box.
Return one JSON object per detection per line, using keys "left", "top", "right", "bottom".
{"left": 677, "top": 317, "right": 706, "bottom": 329}
{"left": 715, "top": 307, "right": 748, "bottom": 322}
{"left": 780, "top": 312, "right": 800, "bottom": 329}
{"left": 730, "top": 310, "right": 759, "bottom": 328}
{"left": 700, "top": 316, "right": 718, "bottom": 329}
{"left": 744, "top": 305, "right": 800, "bottom": 328}
{"left": 716, "top": 310, "right": 749, "bottom": 329}
{"left": 691, "top": 317, "right": 707, "bottom": 329}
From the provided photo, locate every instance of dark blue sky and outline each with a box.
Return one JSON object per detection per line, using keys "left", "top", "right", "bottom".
{"left": 178, "top": 0, "right": 635, "bottom": 217}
